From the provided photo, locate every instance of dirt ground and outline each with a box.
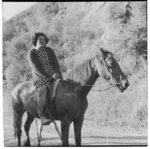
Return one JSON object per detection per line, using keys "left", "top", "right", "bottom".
{"left": 3, "top": 112, "right": 147, "bottom": 147}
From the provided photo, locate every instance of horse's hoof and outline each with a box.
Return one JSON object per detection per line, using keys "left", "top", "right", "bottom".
{"left": 38, "top": 143, "right": 41, "bottom": 146}
{"left": 24, "top": 141, "right": 31, "bottom": 146}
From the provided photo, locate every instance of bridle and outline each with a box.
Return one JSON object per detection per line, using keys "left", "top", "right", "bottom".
{"left": 103, "top": 55, "right": 123, "bottom": 87}
{"left": 63, "top": 79, "right": 114, "bottom": 92}
{"left": 62, "top": 54, "right": 122, "bottom": 92}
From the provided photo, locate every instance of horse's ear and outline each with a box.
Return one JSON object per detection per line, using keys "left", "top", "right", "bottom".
{"left": 97, "top": 46, "right": 107, "bottom": 59}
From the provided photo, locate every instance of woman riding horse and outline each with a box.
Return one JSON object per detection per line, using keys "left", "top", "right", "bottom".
{"left": 27, "top": 32, "right": 62, "bottom": 125}
{"left": 12, "top": 46, "right": 129, "bottom": 146}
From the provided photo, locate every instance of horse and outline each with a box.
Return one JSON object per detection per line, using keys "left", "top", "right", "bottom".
{"left": 12, "top": 48, "right": 129, "bottom": 146}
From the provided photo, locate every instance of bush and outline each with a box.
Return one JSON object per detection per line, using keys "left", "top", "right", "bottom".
{"left": 4, "top": 34, "right": 32, "bottom": 90}
{"left": 109, "top": 2, "right": 125, "bottom": 21}
{"left": 3, "top": 21, "right": 15, "bottom": 42}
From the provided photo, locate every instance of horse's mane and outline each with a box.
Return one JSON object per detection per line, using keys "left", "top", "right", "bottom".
{"left": 66, "top": 56, "right": 96, "bottom": 85}
{"left": 64, "top": 48, "right": 114, "bottom": 86}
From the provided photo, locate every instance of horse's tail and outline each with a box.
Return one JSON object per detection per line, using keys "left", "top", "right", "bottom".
{"left": 12, "top": 88, "right": 24, "bottom": 141}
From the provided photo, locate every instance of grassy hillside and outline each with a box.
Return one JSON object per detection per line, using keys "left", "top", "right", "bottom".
{"left": 3, "top": 2, "right": 147, "bottom": 131}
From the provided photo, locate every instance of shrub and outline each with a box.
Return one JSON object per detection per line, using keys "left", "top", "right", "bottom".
{"left": 4, "top": 34, "right": 32, "bottom": 90}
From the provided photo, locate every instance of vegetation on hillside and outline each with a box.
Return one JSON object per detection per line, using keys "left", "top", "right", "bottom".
{"left": 3, "top": 2, "right": 147, "bottom": 131}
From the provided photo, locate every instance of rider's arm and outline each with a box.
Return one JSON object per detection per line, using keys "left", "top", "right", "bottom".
{"left": 27, "top": 49, "right": 55, "bottom": 78}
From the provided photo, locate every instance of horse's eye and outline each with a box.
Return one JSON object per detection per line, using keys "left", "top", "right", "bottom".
{"left": 105, "top": 74, "right": 110, "bottom": 80}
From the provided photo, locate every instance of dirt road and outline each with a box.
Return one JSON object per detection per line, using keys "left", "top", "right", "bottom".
{"left": 3, "top": 112, "right": 147, "bottom": 147}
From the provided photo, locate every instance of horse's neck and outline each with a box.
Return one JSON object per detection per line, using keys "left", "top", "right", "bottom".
{"left": 79, "top": 71, "right": 99, "bottom": 97}
{"left": 66, "top": 58, "right": 99, "bottom": 97}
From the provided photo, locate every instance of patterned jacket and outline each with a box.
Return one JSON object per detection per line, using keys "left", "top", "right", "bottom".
{"left": 27, "top": 47, "right": 61, "bottom": 88}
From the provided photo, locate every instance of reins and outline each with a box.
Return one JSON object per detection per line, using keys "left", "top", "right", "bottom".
{"left": 91, "top": 86, "right": 113, "bottom": 91}
{"left": 64, "top": 79, "right": 114, "bottom": 92}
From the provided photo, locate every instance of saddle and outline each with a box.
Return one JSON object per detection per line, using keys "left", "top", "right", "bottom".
{"left": 34, "top": 78, "right": 61, "bottom": 111}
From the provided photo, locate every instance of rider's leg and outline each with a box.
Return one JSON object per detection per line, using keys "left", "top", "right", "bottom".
{"left": 37, "top": 85, "right": 52, "bottom": 125}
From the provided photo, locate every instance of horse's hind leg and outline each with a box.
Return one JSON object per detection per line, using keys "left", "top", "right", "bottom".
{"left": 53, "top": 121, "right": 62, "bottom": 140}
{"left": 13, "top": 108, "right": 24, "bottom": 146}
{"left": 73, "top": 115, "right": 84, "bottom": 146}
{"left": 24, "top": 112, "right": 34, "bottom": 146}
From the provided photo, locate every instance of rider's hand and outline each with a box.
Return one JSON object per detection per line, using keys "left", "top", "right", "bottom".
{"left": 52, "top": 73, "right": 60, "bottom": 79}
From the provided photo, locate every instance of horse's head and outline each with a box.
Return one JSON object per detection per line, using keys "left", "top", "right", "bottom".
{"left": 94, "top": 47, "right": 129, "bottom": 92}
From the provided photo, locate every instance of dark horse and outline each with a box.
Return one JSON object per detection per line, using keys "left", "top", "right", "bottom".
{"left": 12, "top": 48, "right": 129, "bottom": 146}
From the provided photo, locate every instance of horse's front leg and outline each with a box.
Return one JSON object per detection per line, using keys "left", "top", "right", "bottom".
{"left": 61, "top": 117, "right": 71, "bottom": 146}
{"left": 73, "top": 115, "right": 84, "bottom": 146}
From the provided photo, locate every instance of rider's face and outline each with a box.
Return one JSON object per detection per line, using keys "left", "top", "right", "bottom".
{"left": 36, "top": 36, "right": 46, "bottom": 48}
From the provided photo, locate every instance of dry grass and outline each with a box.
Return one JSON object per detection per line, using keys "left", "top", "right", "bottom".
{"left": 3, "top": 90, "right": 13, "bottom": 115}
{"left": 85, "top": 71, "right": 147, "bottom": 131}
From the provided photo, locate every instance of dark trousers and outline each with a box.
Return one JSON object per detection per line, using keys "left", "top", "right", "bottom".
{"left": 37, "top": 85, "right": 48, "bottom": 118}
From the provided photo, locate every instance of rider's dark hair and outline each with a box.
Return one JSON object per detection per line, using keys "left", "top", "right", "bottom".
{"left": 32, "top": 32, "right": 49, "bottom": 46}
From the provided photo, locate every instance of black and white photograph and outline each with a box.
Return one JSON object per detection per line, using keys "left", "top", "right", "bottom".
{"left": 2, "top": 1, "right": 147, "bottom": 147}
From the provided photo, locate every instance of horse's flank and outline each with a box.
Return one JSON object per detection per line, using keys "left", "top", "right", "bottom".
{"left": 12, "top": 81, "right": 35, "bottom": 105}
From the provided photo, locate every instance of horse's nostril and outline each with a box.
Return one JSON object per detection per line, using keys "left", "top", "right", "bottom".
{"left": 125, "top": 82, "right": 129, "bottom": 88}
